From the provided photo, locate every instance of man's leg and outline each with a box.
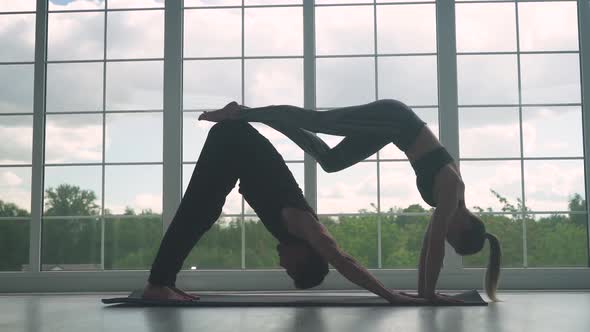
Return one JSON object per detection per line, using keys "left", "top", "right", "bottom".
{"left": 148, "top": 122, "right": 242, "bottom": 287}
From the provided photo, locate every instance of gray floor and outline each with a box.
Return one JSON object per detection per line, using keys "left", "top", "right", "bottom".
{"left": 1, "top": 291, "right": 589, "bottom": 332}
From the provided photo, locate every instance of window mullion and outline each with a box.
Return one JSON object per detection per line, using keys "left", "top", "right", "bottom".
{"left": 29, "top": 0, "right": 49, "bottom": 274}
{"left": 436, "top": 0, "right": 462, "bottom": 270}
{"left": 162, "top": 0, "right": 183, "bottom": 232}
{"left": 577, "top": 0, "right": 590, "bottom": 267}
{"left": 303, "top": 0, "right": 317, "bottom": 211}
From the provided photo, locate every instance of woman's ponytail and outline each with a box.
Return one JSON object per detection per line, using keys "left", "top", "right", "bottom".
{"left": 484, "top": 232, "right": 502, "bottom": 302}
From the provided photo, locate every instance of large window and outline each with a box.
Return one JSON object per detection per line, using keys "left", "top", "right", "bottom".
{"left": 455, "top": 0, "right": 587, "bottom": 267}
{"left": 0, "top": 0, "right": 588, "bottom": 290}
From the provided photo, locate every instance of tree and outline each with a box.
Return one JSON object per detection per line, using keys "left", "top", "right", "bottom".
{"left": 568, "top": 193, "right": 586, "bottom": 227}
{"left": 44, "top": 184, "right": 100, "bottom": 216}
{"left": 0, "top": 200, "right": 30, "bottom": 217}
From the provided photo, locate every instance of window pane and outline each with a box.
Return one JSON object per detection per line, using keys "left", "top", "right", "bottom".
{"left": 318, "top": 162, "right": 377, "bottom": 214}
{"left": 0, "top": 167, "right": 31, "bottom": 214}
{"left": 47, "top": 12, "right": 104, "bottom": 61}
{"left": 245, "top": 218, "right": 279, "bottom": 269}
{"left": 0, "top": 115, "right": 33, "bottom": 164}
{"left": 381, "top": 213, "right": 429, "bottom": 268}
{"left": 322, "top": 215, "right": 378, "bottom": 268}
{"left": 107, "top": 0, "right": 164, "bottom": 9}
{"left": 244, "top": 59, "right": 303, "bottom": 107}
{"left": 380, "top": 161, "right": 427, "bottom": 212}
{"left": 182, "top": 163, "right": 243, "bottom": 215}
{"left": 46, "top": 62, "right": 103, "bottom": 112}
{"left": 45, "top": 114, "right": 103, "bottom": 164}
{"left": 42, "top": 217, "right": 102, "bottom": 271}
{"left": 252, "top": 123, "right": 305, "bottom": 161}
{"left": 459, "top": 107, "right": 520, "bottom": 158}
{"left": 48, "top": 0, "right": 105, "bottom": 11}
{"left": 246, "top": 0, "right": 302, "bottom": 4}
{"left": 520, "top": 54, "right": 581, "bottom": 104}
{"left": 44, "top": 166, "right": 102, "bottom": 216}
{"left": 107, "top": 10, "right": 164, "bottom": 59}
{"left": 455, "top": 3, "right": 516, "bottom": 52}
{"left": 105, "top": 112, "right": 162, "bottom": 162}
{"left": 104, "top": 215, "right": 162, "bottom": 270}
{"left": 316, "top": 57, "right": 374, "bottom": 108}
{"left": 526, "top": 213, "right": 588, "bottom": 267}
{"left": 105, "top": 165, "right": 162, "bottom": 215}
{"left": 316, "top": 0, "right": 373, "bottom": 5}
{"left": 380, "top": 108, "right": 438, "bottom": 160}
{"left": 457, "top": 55, "right": 519, "bottom": 105}
{"left": 184, "top": 8, "right": 242, "bottom": 58}
{"left": 522, "top": 106, "right": 583, "bottom": 158}
{"left": 378, "top": 55, "right": 438, "bottom": 105}
{"left": 245, "top": 7, "right": 303, "bottom": 56}
{"left": 377, "top": 4, "right": 436, "bottom": 54}
{"left": 518, "top": 1, "right": 579, "bottom": 51}
{"left": 184, "top": 0, "right": 241, "bottom": 7}
{"left": 463, "top": 214, "right": 524, "bottom": 268}
{"left": 1, "top": 0, "right": 36, "bottom": 12}
{"left": 524, "top": 160, "right": 585, "bottom": 212}
{"left": 106, "top": 61, "right": 163, "bottom": 110}
{"left": 0, "top": 219, "right": 29, "bottom": 271}
{"left": 183, "top": 216, "right": 241, "bottom": 270}
{"left": 460, "top": 161, "right": 522, "bottom": 212}
{"left": 0, "top": 14, "right": 36, "bottom": 61}
{"left": 0, "top": 64, "right": 34, "bottom": 114}
{"left": 245, "top": 162, "right": 305, "bottom": 214}
{"left": 316, "top": 6, "right": 374, "bottom": 55}
{"left": 183, "top": 60, "right": 241, "bottom": 110}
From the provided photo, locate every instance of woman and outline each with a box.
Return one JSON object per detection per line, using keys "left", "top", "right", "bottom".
{"left": 200, "top": 99, "right": 502, "bottom": 301}
{"left": 143, "top": 120, "right": 433, "bottom": 305}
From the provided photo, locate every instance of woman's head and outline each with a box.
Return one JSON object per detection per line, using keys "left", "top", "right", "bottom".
{"left": 277, "top": 242, "right": 329, "bottom": 289}
{"left": 447, "top": 208, "right": 502, "bottom": 302}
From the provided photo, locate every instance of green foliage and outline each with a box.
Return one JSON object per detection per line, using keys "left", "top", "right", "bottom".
{"left": 0, "top": 185, "right": 588, "bottom": 271}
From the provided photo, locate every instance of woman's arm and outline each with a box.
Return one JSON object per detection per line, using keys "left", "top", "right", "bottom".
{"left": 417, "top": 223, "right": 431, "bottom": 296}
{"left": 422, "top": 179, "right": 461, "bottom": 298}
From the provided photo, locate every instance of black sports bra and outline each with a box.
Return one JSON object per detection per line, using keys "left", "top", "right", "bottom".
{"left": 410, "top": 147, "right": 454, "bottom": 207}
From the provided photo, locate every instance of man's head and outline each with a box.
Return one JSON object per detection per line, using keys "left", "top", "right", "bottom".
{"left": 277, "top": 242, "right": 329, "bottom": 289}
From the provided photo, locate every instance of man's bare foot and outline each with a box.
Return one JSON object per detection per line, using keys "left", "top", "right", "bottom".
{"left": 198, "top": 101, "right": 241, "bottom": 122}
{"left": 142, "top": 283, "right": 198, "bottom": 301}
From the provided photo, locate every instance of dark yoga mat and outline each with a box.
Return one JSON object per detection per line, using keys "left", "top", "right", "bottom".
{"left": 102, "top": 289, "right": 487, "bottom": 307}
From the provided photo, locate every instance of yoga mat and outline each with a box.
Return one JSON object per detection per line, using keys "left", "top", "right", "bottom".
{"left": 102, "top": 289, "right": 487, "bottom": 307}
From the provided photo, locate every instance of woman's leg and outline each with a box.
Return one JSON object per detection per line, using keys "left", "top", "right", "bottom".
{"left": 265, "top": 121, "right": 389, "bottom": 173}
{"left": 237, "top": 99, "right": 411, "bottom": 137}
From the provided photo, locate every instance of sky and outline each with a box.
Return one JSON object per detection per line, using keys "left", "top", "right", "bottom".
{"left": 0, "top": 0, "right": 586, "bottom": 216}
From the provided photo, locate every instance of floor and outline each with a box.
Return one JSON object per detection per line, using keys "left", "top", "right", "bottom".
{"left": 1, "top": 291, "right": 589, "bottom": 332}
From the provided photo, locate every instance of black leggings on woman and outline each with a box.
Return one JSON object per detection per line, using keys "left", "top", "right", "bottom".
{"left": 236, "top": 99, "right": 426, "bottom": 173}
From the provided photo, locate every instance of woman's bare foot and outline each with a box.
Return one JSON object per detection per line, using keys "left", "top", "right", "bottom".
{"left": 142, "top": 283, "right": 198, "bottom": 301}
{"left": 198, "top": 101, "right": 241, "bottom": 122}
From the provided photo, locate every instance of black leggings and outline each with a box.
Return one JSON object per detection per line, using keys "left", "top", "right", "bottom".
{"left": 148, "top": 121, "right": 312, "bottom": 286}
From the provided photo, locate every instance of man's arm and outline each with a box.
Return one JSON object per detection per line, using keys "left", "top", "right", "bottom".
{"left": 282, "top": 208, "right": 414, "bottom": 303}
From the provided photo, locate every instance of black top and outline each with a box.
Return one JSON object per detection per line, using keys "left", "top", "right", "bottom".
{"left": 410, "top": 147, "right": 455, "bottom": 207}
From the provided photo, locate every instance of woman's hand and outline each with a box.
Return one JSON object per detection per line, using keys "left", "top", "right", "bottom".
{"left": 387, "top": 290, "right": 428, "bottom": 305}
{"left": 399, "top": 291, "right": 464, "bottom": 305}
{"left": 198, "top": 101, "right": 241, "bottom": 122}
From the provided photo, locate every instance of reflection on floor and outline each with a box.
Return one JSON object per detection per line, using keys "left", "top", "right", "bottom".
{"left": 1, "top": 291, "right": 589, "bottom": 332}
